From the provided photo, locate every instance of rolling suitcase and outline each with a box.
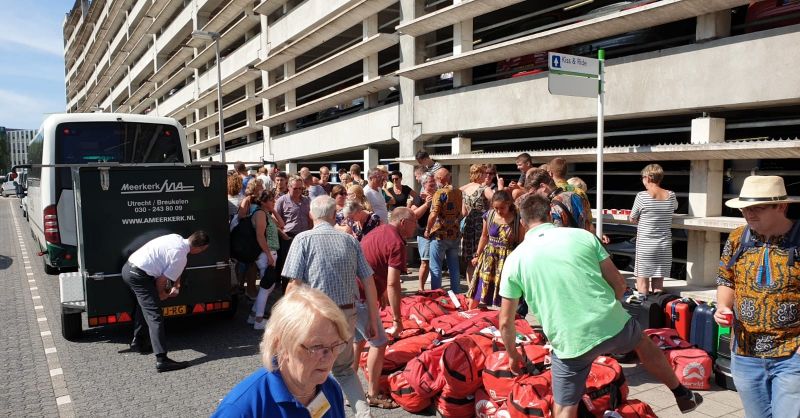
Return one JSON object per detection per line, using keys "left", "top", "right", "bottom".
{"left": 718, "top": 333, "right": 733, "bottom": 359}
{"left": 665, "top": 298, "right": 697, "bottom": 341}
{"left": 714, "top": 357, "right": 736, "bottom": 391}
{"left": 621, "top": 292, "right": 678, "bottom": 330}
{"left": 689, "top": 302, "right": 718, "bottom": 356}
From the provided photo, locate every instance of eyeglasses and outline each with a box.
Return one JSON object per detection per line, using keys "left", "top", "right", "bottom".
{"left": 391, "top": 177, "right": 401, "bottom": 181}
{"left": 337, "top": 192, "right": 347, "bottom": 197}
{"left": 300, "top": 341, "right": 347, "bottom": 359}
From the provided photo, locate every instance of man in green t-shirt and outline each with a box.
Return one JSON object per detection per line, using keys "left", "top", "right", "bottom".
{"left": 498, "top": 194, "right": 703, "bottom": 417}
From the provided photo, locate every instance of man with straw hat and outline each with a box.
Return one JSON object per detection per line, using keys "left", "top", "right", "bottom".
{"left": 716, "top": 175, "right": 800, "bottom": 417}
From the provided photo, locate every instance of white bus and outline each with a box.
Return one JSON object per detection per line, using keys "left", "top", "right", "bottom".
{"left": 26, "top": 113, "right": 190, "bottom": 274}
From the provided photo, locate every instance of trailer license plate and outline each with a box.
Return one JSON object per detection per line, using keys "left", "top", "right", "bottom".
{"left": 163, "top": 305, "right": 187, "bottom": 317}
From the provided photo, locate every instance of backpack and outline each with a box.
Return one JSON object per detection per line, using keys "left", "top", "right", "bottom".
{"left": 389, "top": 370, "right": 432, "bottom": 413}
{"left": 383, "top": 332, "right": 441, "bottom": 372}
{"left": 577, "top": 356, "right": 628, "bottom": 418}
{"left": 614, "top": 399, "right": 657, "bottom": 418}
{"left": 408, "top": 300, "right": 451, "bottom": 325}
{"left": 403, "top": 343, "right": 447, "bottom": 399}
{"left": 441, "top": 334, "right": 494, "bottom": 397}
{"left": 230, "top": 209, "right": 263, "bottom": 262}
{"left": 644, "top": 329, "right": 712, "bottom": 390}
{"left": 508, "top": 371, "right": 553, "bottom": 418}
{"left": 484, "top": 343, "right": 550, "bottom": 401}
{"left": 724, "top": 222, "right": 800, "bottom": 282}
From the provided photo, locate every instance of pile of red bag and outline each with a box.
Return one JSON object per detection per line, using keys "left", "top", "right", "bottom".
{"left": 358, "top": 290, "right": 659, "bottom": 417}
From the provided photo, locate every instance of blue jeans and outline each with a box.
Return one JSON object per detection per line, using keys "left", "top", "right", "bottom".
{"left": 731, "top": 351, "right": 800, "bottom": 418}
{"left": 429, "top": 238, "right": 460, "bottom": 291}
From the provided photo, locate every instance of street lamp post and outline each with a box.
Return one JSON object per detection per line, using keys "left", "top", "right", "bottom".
{"left": 191, "top": 30, "right": 225, "bottom": 163}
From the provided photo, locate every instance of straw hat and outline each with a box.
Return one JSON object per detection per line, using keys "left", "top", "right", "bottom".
{"left": 725, "top": 175, "right": 798, "bottom": 209}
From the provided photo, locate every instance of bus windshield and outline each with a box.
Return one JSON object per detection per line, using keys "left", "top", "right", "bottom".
{"left": 55, "top": 122, "right": 184, "bottom": 164}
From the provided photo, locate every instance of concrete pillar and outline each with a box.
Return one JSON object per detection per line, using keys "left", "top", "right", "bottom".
{"left": 363, "top": 15, "right": 380, "bottom": 108}
{"left": 452, "top": 136, "right": 472, "bottom": 186}
{"left": 452, "top": 0, "right": 473, "bottom": 88}
{"left": 284, "top": 60, "right": 296, "bottom": 131}
{"left": 364, "top": 148, "right": 379, "bottom": 171}
{"left": 696, "top": 10, "right": 731, "bottom": 42}
{"left": 285, "top": 162, "right": 298, "bottom": 176}
{"left": 207, "top": 102, "right": 217, "bottom": 138}
{"left": 246, "top": 80, "right": 257, "bottom": 130}
{"left": 399, "top": 0, "right": 426, "bottom": 187}
{"left": 686, "top": 117, "right": 726, "bottom": 286}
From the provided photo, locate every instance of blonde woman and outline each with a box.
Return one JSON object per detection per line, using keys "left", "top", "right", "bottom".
{"left": 631, "top": 164, "right": 678, "bottom": 297}
{"left": 346, "top": 184, "right": 372, "bottom": 212}
{"left": 213, "top": 286, "right": 351, "bottom": 417}
{"left": 460, "top": 164, "right": 498, "bottom": 290}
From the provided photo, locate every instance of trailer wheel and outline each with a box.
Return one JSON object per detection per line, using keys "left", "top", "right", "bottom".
{"left": 44, "top": 259, "right": 59, "bottom": 275}
{"left": 61, "top": 310, "right": 82, "bottom": 341}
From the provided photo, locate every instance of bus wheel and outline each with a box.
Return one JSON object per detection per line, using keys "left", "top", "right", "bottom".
{"left": 44, "top": 260, "right": 59, "bottom": 275}
{"left": 61, "top": 310, "right": 82, "bottom": 341}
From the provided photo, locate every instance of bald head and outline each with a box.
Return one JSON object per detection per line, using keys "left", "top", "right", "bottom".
{"left": 434, "top": 167, "right": 451, "bottom": 186}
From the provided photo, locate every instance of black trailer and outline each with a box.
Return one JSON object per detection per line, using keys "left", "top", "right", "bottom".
{"left": 58, "top": 163, "right": 235, "bottom": 340}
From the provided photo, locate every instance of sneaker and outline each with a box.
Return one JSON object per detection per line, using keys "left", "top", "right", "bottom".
{"left": 676, "top": 390, "right": 703, "bottom": 413}
{"left": 254, "top": 319, "right": 267, "bottom": 330}
{"left": 246, "top": 312, "right": 256, "bottom": 325}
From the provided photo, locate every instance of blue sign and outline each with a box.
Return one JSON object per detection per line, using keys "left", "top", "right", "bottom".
{"left": 551, "top": 55, "right": 561, "bottom": 69}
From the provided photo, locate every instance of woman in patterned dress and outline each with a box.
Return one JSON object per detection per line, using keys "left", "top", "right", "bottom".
{"left": 467, "top": 191, "right": 525, "bottom": 309}
{"left": 460, "top": 164, "right": 496, "bottom": 291}
{"left": 339, "top": 199, "right": 381, "bottom": 241}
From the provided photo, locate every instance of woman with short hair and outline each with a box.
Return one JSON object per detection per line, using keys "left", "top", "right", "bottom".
{"left": 331, "top": 185, "right": 348, "bottom": 226}
{"left": 213, "top": 286, "right": 350, "bottom": 418}
{"left": 631, "top": 163, "right": 678, "bottom": 297}
{"left": 248, "top": 190, "right": 286, "bottom": 330}
{"left": 340, "top": 199, "right": 381, "bottom": 241}
{"left": 387, "top": 170, "right": 416, "bottom": 211}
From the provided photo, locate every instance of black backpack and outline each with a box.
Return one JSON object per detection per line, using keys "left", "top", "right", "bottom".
{"left": 230, "top": 209, "right": 263, "bottom": 262}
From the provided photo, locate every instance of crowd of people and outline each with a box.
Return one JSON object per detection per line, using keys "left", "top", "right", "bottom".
{"left": 202, "top": 155, "right": 798, "bottom": 418}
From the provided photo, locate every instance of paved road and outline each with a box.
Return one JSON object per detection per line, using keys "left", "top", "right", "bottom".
{"left": 0, "top": 196, "right": 743, "bottom": 417}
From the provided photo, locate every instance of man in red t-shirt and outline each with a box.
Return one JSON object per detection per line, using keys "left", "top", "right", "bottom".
{"left": 354, "top": 207, "right": 417, "bottom": 408}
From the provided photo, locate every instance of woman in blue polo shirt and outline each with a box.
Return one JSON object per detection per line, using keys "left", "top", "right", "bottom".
{"left": 212, "top": 286, "right": 350, "bottom": 418}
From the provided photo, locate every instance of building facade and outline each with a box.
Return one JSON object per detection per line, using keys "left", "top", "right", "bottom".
{"left": 62, "top": 0, "right": 800, "bottom": 285}
{"left": 7, "top": 129, "right": 35, "bottom": 168}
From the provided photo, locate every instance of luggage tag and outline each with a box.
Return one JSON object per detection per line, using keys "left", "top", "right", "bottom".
{"left": 307, "top": 390, "right": 331, "bottom": 418}
{"left": 447, "top": 290, "right": 462, "bottom": 310}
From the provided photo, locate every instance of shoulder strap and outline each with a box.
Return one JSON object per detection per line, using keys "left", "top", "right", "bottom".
{"left": 726, "top": 225, "right": 754, "bottom": 269}
{"left": 488, "top": 209, "right": 496, "bottom": 225}
{"left": 551, "top": 198, "right": 579, "bottom": 228}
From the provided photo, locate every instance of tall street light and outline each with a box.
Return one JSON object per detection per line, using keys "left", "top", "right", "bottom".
{"left": 191, "top": 30, "right": 225, "bottom": 162}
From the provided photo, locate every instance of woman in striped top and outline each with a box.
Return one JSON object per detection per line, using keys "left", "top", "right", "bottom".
{"left": 630, "top": 164, "right": 678, "bottom": 296}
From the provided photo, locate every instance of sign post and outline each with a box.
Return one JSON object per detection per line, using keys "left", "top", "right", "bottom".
{"left": 548, "top": 51, "right": 605, "bottom": 240}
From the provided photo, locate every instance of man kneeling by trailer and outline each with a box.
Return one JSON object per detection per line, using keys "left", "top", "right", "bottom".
{"left": 121, "top": 231, "right": 210, "bottom": 372}
{"left": 498, "top": 194, "right": 703, "bottom": 417}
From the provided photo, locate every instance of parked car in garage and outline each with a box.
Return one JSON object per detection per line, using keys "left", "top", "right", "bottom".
{"left": 2, "top": 181, "right": 18, "bottom": 197}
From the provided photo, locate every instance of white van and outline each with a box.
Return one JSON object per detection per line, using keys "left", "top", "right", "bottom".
{"left": 26, "top": 113, "right": 190, "bottom": 274}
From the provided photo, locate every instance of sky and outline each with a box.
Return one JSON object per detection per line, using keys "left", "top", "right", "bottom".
{"left": 0, "top": 0, "right": 74, "bottom": 129}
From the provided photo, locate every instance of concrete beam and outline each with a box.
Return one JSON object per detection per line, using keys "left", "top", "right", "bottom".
{"left": 397, "top": 0, "right": 750, "bottom": 80}
{"left": 396, "top": 0, "right": 524, "bottom": 37}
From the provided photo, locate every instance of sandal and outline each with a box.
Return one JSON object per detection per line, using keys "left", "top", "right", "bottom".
{"left": 367, "top": 394, "right": 399, "bottom": 409}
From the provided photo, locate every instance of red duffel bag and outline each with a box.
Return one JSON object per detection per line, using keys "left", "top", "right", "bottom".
{"left": 436, "top": 386, "right": 475, "bottom": 418}
{"left": 408, "top": 300, "right": 451, "bottom": 325}
{"left": 579, "top": 356, "right": 629, "bottom": 417}
{"left": 448, "top": 310, "right": 501, "bottom": 336}
{"left": 403, "top": 343, "right": 446, "bottom": 398}
{"left": 441, "top": 334, "right": 494, "bottom": 397}
{"left": 400, "top": 295, "right": 432, "bottom": 318}
{"left": 483, "top": 343, "right": 550, "bottom": 401}
{"left": 388, "top": 370, "right": 432, "bottom": 413}
{"left": 508, "top": 371, "right": 553, "bottom": 418}
{"left": 667, "top": 347, "right": 712, "bottom": 390}
{"left": 384, "top": 331, "right": 441, "bottom": 372}
{"left": 475, "top": 387, "right": 504, "bottom": 418}
{"left": 615, "top": 399, "right": 658, "bottom": 418}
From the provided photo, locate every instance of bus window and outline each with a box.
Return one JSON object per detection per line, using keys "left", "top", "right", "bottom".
{"left": 55, "top": 122, "right": 184, "bottom": 164}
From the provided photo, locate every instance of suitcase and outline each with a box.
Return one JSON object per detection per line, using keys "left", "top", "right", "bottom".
{"left": 714, "top": 357, "right": 736, "bottom": 391}
{"left": 717, "top": 333, "right": 733, "bottom": 359}
{"left": 665, "top": 298, "right": 698, "bottom": 341}
{"left": 689, "top": 302, "right": 718, "bottom": 356}
{"left": 621, "top": 292, "right": 678, "bottom": 330}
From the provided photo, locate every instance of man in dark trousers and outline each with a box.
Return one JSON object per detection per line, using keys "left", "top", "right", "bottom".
{"left": 121, "top": 231, "right": 210, "bottom": 372}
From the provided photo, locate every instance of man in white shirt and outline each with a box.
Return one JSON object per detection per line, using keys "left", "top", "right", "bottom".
{"left": 363, "top": 168, "right": 389, "bottom": 224}
{"left": 122, "top": 231, "right": 210, "bottom": 372}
